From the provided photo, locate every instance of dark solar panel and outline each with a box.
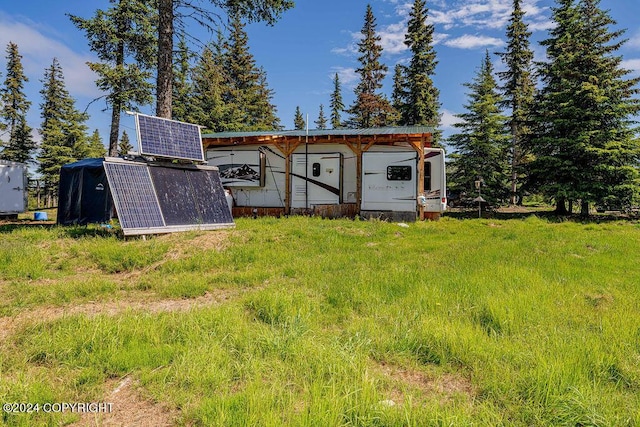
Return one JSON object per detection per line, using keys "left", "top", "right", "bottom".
{"left": 186, "top": 168, "right": 233, "bottom": 224}
{"left": 136, "top": 114, "right": 204, "bottom": 162}
{"left": 149, "top": 166, "right": 199, "bottom": 226}
{"left": 103, "top": 161, "right": 165, "bottom": 231}
{"left": 104, "top": 159, "right": 234, "bottom": 236}
{"left": 149, "top": 166, "right": 233, "bottom": 226}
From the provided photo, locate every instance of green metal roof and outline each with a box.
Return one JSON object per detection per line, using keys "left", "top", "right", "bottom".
{"left": 202, "top": 126, "right": 435, "bottom": 139}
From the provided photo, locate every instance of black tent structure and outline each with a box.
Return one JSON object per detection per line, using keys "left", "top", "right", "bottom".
{"left": 57, "top": 158, "right": 114, "bottom": 225}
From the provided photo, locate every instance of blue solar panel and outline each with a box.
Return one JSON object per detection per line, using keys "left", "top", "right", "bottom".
{"left": 136, "top": 114, "right": 204, "bottom": 162}
{"left": 103, "top": 161, "right": 165, "bottom": 231}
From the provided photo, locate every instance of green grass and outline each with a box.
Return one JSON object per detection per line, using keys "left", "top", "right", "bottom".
{"left": 1, "top": 216, "right": 639, "bottom": 426}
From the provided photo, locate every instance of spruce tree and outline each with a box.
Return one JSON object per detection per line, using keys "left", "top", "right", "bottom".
{"left": 86, "top": 129, "right": 107, "bottom": 158}
{"left": 0, "top": 42, "right": 35, "bottom": 164}
{"left": 172, "top": 33, "right": 193, "bottom": 123}
{"left": 497, "top": 0, "right": 536, "bottom": 205}
{"left": 315, "top": 104, "right": 327, "bottom": 130}
{"left": 402, "top": 0, "right": 440, "bottom": 130}
{"left": 531, "top": 0, "right": 640, "bottom": 214}
{"left": 448, "top": 51, "right": 510, "bottom": 205}
{"left": 69, "top": 0, "right": 156, "bottom": 157}
{"left": 190, "top": 41, "right": 228, "bottom": 131}
{"left": 329, "top": 73, "right": 344, "bottom": 129}
{"left": 155, "top": 0, "right": 293, "bottom": 119}
{"left": 224, "top": 14, "right": 280, "bottom": 131}
{"left": 37, "top": 58, "right": 89, "bottom": 198}
{"left": 119, "top": 130, "right": 133, "bottom": 155}
{"left": 391, "top": 64, "right": 409, "bottom": 125}
{"left": 252, "top": 70, "right": 281, "bottom": 130}
{"left": 347, "top": 4, "right": 396, "bottom": 128}
{"left": 294, "top": 106, "right": 305, "bottom": 130}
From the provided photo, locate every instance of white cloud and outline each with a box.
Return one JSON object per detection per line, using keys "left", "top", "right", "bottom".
{"left": 330, "top": 66, "right": 359, "bottom": 89}
{"left": 427, "top": 0, "right": 550, "bottom": 32}
{"left": 622, "top": 59, "right": 640, "bottom": 75}
{"left": 379, "top": 21, "right": 408, "bottom": 55}
{"left": 444, "top": 34, "right": 504, "bottom": 50}
{"left": 628, "top": 31, "right": 640, "bottom": 50}
{"left": 0, "top": 13, "right": 101, "bottom": 100}
{"left": 440, "top": 109, "right": 464, "bottom": 130}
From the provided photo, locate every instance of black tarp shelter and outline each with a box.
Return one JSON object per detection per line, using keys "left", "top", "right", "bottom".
{"left": 57, "top": 158, "right": 114, "bottom": 225}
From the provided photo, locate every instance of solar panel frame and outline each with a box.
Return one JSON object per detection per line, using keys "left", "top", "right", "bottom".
{"left": 103, "top": 158, "right": 235, "bottom": 236}
{"left": 103, "top": 161, "right": 165, "bottom": 233}
{"left": 135, "top": 113, "right": 205, "bottom": 162}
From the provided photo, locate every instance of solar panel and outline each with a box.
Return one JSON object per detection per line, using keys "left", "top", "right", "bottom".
{"left": 149, "top": 166, "right": 233, "bottom": 226}
{"left": 135, "top": 113, "right": 204, "bottom": 162}
{"left": 103, "top": 159, "right": 235, "bottom": 236}
{"left": 103, "top": 161, "right": 165, "bottom": 232}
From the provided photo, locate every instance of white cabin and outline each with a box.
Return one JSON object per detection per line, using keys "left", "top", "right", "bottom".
{"left": 203, "top": 127, "right": 446, "bottom": 221}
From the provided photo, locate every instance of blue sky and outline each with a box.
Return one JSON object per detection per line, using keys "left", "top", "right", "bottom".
{"left": 1, "top": 0, "right": 639, "bottom": 148}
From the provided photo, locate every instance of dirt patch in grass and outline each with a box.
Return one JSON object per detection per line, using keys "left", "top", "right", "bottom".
{"left": 377, "top": 361, "right": 475, "bottom": 406}
{"left": 69, "top": 376, "right": 176, "bottom": 427}
{"left": 0, "top": 288, "right": 248, "bottom": 343}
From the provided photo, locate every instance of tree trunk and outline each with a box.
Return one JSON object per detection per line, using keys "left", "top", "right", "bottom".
{"left": 555, "top": 196, "right": 568, "bottom": 215}
{"left": 156, "top": 0, "right": 173, "bottom": 119}
{"left": 109, "top": 104, "right": 121, "bottom": 157}
{"left": 580, "top": 200, "right": 589, "bottom": 217}
{"left": 109, "top": 28, "right": 126, "bottom": 157}
{"left": 510, "top": 124, "right": 518, "bottom": 205}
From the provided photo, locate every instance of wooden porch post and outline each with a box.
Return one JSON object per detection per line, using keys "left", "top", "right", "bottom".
{"left": 345, "top": 136, "right": 376, "bottom": 215}
{"left": 273, "top": 138, "right": 301, "bottom": 215}
{"left": 409, "top": 134, "right": 427, "bottom": 220}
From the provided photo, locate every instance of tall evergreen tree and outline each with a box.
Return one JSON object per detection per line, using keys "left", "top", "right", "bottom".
{"left": 224, "top": 14, "right": 280, "bottom": 131}
{"left": 86, "top": 129, "right": 107, "bottom": 158}
{"left": 347, "top": 4, "right": 396, "bottom": 128}
{"left": 391, "top": 63, "right": 409, "bottom": 125}
{"left": 0, "top": 42, "right": 35, "bottom": 164}
{"left": 37, "top": 58, "right": 89, "bottom": 198}
{"left": 119, "top": 130, "right": 133, "bottom": 155}
{"left": 329, "top": 73, "right": 344, "bottom": 129}
{"left": 69, "top": 0, "right": 156, "bottom": 157}
{"left": 190, "top": 41, "right": 227, "bottom": 131}
{"left": 315, "top": 104, "right": 327, "bottom": 130}
{"left": 155, "top": 0, "right": 293, "bottom": 119}
{"left": 401, "top": 0, "right": 440, "bottom": 131}
{"left": 530, "top": 0, "right": 640, "bottom": 215}
{"left": 294, "top": 106, "right": 305, "bottom": 130}
{"left": 497, "top": 0, "right": 536, "bottom": 205}
{"left": 448, "top": 51, "right": 510, "bottom": 205}
{"left": 172, "top": 33, "right": 193, "bottom": 123}
{"left": 252, "top": 70, "right": 281, "bottom": 130}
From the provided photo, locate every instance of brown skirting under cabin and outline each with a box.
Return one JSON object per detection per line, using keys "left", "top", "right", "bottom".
{"left": 230, "top": 204, "right": 442, "bottom": 221}
{"left": 232, "top": 203, "right": 360, "bottom": 219}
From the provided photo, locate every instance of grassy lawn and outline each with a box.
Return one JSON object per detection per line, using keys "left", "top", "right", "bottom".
{"left": 0, "top": 215, "right": 639, "bottom": 426}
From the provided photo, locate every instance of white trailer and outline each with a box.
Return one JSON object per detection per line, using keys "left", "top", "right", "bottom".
{"left": 0, "top": 160, "right": 28, "bottom": 216}
{"left": 291, "top": 152, "right": 343, "bottom": 208}
{"left": 360, "top": 147, "right": 447, "bottom": 219}
{"left": 206, "top": 144, "right": 446, "bottom": 220}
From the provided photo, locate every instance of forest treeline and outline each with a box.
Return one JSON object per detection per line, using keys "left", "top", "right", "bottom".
{"left": 0, "top": 0, "right": 637, "bottom": 213}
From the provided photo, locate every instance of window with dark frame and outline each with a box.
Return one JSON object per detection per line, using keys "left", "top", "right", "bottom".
{"left": 424, "top": 162, "right": 432, "bottom": 191}
{"left": 387, "top": 165, "right": 412, "bottom": 181}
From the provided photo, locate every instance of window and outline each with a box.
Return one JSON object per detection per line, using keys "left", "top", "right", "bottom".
{"left": 424, "top": 162, "right": 432, "bottom": 191}
{"left": 387, "top": 165, "right": 412, "bottom": 181}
